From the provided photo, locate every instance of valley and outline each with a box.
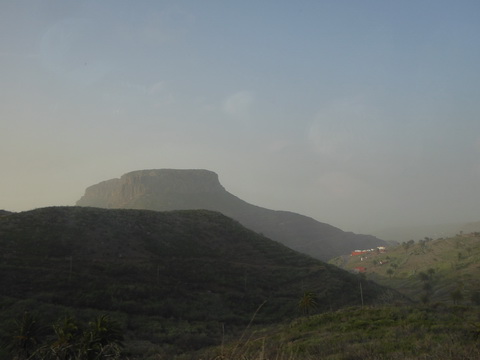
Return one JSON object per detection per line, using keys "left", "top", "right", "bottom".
{"left": 1, "top": 170, "right": 479, "bottom": 359}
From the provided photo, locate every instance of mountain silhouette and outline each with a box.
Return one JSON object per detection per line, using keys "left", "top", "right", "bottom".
{"left": 77, "top": 169, "right": 387, "bottom": 260}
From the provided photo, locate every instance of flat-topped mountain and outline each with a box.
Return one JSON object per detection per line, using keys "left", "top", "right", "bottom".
{"left": 77, "top": 169, "right": 387, "bottom": 260}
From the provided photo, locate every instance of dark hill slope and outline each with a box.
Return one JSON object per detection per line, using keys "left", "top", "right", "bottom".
{"left": 0, "top": 207, "right": 399, "bottom": 356}
{"left": 76, "top": 169, "right": 386, "bottom": 260}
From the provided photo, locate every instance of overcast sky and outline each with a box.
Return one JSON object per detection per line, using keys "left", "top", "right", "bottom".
{"left": 2, "top": 1, "right": 480, "bottom": 235}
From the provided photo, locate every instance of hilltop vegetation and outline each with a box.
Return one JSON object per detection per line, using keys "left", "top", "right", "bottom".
{"left": 331, "top": 233, "right": 480, "bottom": 304}
{"left": 0, "top": 207, "right": 398, "bottom": 358}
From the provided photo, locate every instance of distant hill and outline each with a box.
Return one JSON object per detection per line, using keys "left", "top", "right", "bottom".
{"left": 0, "top": 207, "right": 400, "bottom": 357}
{"left": 372, "top": 223, "right": 474, "bottom": 243}
{"left": 76, "top": 169, "right": 387, "bottom": 260}
{"left": 331, "top": 233, "right": 480, "bottom": 303}
{"left": 462, "top": 221, "right": 480, "bottom": 234}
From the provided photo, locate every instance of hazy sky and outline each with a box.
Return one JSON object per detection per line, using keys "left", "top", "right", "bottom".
{"left": 2, "top": 1, "right": 480, "bottom": 235}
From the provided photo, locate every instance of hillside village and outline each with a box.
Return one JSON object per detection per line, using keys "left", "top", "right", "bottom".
{"left": 332, "top": 232, "right": 480, "bottom": 304}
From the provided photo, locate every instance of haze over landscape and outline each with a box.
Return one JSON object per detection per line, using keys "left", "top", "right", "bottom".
{"left": 2, "top": 1, "right": 480, "bottom": 236}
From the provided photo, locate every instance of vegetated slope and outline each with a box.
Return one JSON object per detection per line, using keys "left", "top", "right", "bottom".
{"left": 76, "top": 169, "right": 386, "bottom": 261}
{"left": 0, "top": 207, "right": 398, "bottom": 358}
{"left": 198, "top": 304, "right": 480, "bottom": 360}
{"left": 331, "top": 233, "right": 480, "bottom": 303}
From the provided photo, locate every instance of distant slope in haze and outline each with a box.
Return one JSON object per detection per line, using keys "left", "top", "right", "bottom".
{"left": 372, "top": 220, "right": 480, "bottom": 243}
{"left": 373, "top": 223, "right": 465, "bottom": 243}
{"left": 77, "top": 169, "right": 386, "bottom": 260}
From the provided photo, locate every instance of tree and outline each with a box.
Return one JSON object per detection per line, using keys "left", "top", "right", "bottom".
{"left": 418, "top": 270, "right": 434, "bottom": 303}
{"left": 7, "top": 312, "right": 45, "bottom": 360}
{"left": 418, "top": 272, "right": 429, "bottom": 282}
{"left": 299, "top": 291, "right": 318, "bottom": 316}
{"left": 420, "top": 293, "right": 430, "bottom": 304}
{"left": 5, "top": 313, "right": 124, "bottom": 360}
{"left": 80, "top": 314, "right": 124, "bottom": 359}
{"left": 46, "top": 316, "right": 82, "bottom": 360}
{"left": 470, "top": 290, "right": 480, "bottom": 306}
{"left": 450, "top": 288, "right": 464, "bottom": 305}
{"left": 419, "top": 240, "right": 427, "bottom": 252}
{"left": 386, "top": 268, "right": 394, "bottom": 278}
{"left": 422, "top": 282, "right": 432, "bottom": 292}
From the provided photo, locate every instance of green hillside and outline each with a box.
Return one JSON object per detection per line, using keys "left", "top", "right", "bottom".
{"left": 0, "top": 207, "right": 399, "bottom": 358}
{"left": 330, "top": 233, "right": 480, "bottom": 303}
{"left": 197, "top": 304, "right": 480, "bottom": 360}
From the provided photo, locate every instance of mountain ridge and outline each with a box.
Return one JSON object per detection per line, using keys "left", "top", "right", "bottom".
{"left": 77, "top": 169, "right": 387, "bottom": 261}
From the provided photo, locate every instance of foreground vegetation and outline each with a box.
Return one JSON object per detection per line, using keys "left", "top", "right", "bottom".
{"left": 198, "top": 304, "right": 480, "bottom": 360}
{"left": 2, "top": 312, "right": 123, "bottom": 359}
{"left": 3, "top": 303, "right": 479, "bottom": 359}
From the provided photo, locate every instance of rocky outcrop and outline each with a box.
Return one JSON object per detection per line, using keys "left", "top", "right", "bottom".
{"left": 77, "top": 170, "right": 224, "bottom": 208}
{"left": 77, "top": 169, "right": 387, "bottom": 260}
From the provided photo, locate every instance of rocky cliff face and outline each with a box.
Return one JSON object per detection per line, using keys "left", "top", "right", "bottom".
{"left": 77, "top": 169, "right": 224, "bottom": 208}
{"left": 77, "top": 169, "right": 387, "bottom": 260}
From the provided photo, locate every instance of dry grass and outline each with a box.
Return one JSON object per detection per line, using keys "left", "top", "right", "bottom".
{"left": 194, "top": 304, "right": 480, "bottom": 360}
